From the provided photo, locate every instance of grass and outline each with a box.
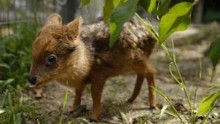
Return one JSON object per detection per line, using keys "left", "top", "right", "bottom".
{"left": 0, "top": 20, "right": 40, "bottom": 124}
{"left": 0, "top": 22, "right": 39, "bottom": 87}
{"left": 0, "top": 86, "right": 38, "bottom": 124}
{"left": 158, "top": 40, "right": 220, "bottom": 124}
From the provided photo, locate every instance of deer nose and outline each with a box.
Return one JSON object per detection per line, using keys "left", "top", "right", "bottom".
{"left": 27, "top": 74, "right": 37, "bottom": 85}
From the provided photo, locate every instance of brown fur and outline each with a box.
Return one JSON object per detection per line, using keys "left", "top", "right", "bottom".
{"left": 29, "top": 13, "right": 157, "bottom": 120}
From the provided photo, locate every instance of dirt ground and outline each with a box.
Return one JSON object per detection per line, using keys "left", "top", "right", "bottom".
{"left": 26, "top": 23, "right": 220, "bottom": 124}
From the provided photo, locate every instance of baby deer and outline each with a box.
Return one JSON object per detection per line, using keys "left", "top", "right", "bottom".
{"left": 28, "top": 13, "right": 157, "bottom": 120}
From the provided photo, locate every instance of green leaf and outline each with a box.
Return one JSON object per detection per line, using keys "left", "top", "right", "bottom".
{"left": 103, "top": 0, "right": 114, "bottom": 21}
{"left": 103, "top": 0, "right": 126, "bottom": 21}
{"left": 109, "top": 0, "right": 139, "bottom": 47}
{"left": 156, "top": 0, "right": 171, "bottom": 16}
{"left": 0, "top": 63, "right": 10, "bottom": 69}
{"left": 113, "top": 0, "right": 123, "bottom": 7}
{"left": 0, "top": 79, "right": 15, "bottom": 89}
{"left": 104, "top": 0, "right": 120, "bottom": 21}
{"left": 15, "top": 113, "right": 22, "bottom": 124}
{"left": 159, "top": 2, "right": 193, "bottom": 44}
{"left": 148, "top": 0, "right": 156, "bottom": 14}
{"left": 79, "top": 0, "right": 91, "bottom": 8}
{"left": 196, "top": 90, "right": 220, "bottom": 116}
{"left": 139, "top": 0, "right": 156, "bottom": 14}
{"left": 134, "top": 14, "right": 158, "bottom": 41}
{"left": 205, "top": 36, "right": 220, "bottom": 70}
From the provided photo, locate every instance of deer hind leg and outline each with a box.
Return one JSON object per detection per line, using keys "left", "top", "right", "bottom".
{"left": 145, "top": 71, "right": 157, "bottom": 109}
{"left": 128, "top": 74, "right": 145, "bottom": 103}
{"left": 133, "top": 61, "right": 157, "bottom": 109}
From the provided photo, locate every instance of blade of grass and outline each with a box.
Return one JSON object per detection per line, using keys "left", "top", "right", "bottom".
{"left": 119, "top": 111, "right": 129, "bottom": 124}
{"left": 59, "top": 90, "right": 69, "bottom": 124}
{"left": 8, "top": 92, "right": 17, "bottom": 124}
{"left": 190, "top": 60, "right": 203, "bottom": 123}
{"left": 170, "top": 39, "right": 192, "bottom": 114}
{"left": 37, "top": 119, "right": 40, "bottom": 124}
{"left": 159, "top": 105, "right": 169, "bottom": 119}
{"left": 165, "top": 110, "right": 179, "bottom": 118}
{"left": 156, "top": 88, "right": 186, "bottom": 124}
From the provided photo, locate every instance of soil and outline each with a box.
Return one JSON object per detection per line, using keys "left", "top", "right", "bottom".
{"left": 26, "top": 24, "right": 220, "bottom": 124}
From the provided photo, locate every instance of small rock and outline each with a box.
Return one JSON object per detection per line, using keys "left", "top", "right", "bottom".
{"left": 212, "top": 112, "right": 219, "bottom": 119}
{"left": 34, "top": 88, "right": 43, "bottom": 99}
{"left": 112, "top": 116, "right": 119, "bottom": 121}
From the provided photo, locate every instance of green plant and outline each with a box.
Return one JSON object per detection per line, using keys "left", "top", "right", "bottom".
{"left": 80, "top": 0, "right": 220, "bottom": 123}
{"left": 0, "top": 15, "right": 40, "bottom": 123}
{"left": 205, "top": 36, "right": 220, "bottom": 81}
{"left": 0, "top": 22, "right": 40, "bottom": 88}
{"left": 137, "top": 1, "right": 220, "bottom": 123}
{"left": 196, "top": 90, "right": 220, "bottom": 123}
{"left": 59, "top": 91, "right": 69, "bottom": 124}
{"left": 0, "top": 86, "right": 37, "bottom": 124}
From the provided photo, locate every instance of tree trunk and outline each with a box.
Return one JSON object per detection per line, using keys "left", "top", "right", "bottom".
{"left": 60, "top": 0, "right": 79, "bottom": 23}
{"left": 193, "top": 0, "right": 204, "bottom": 23}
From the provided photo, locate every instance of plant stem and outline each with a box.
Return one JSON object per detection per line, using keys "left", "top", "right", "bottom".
{"left": 164, "top": 40, "right": 192, "bottom": 113}
{"left": 156, "top": 88, "right": 187, "bottom": 124}
{"left": 134, "top": 13, "right": 159, "bottom": 41}
{"left": 171, "top": 40, "right": 192, "bottom": 113}
{"left": 59, "top": 91, "right": 69, "bottom": 124}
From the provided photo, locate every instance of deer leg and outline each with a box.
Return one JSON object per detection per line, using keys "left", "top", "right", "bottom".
{"left": 128, "top": 74, "right": 144, "bottom": 103}
{"left": 133, "top": 60, "right": 157, "bottom": 109}
{"left": 146, "top": 72, "right": 156, "bottom": 109}
{"left": 90, "top": 78, "right": 106, "bottom": 121}
{"left": 72, "top": 84, "right": 85, "bottom": 111}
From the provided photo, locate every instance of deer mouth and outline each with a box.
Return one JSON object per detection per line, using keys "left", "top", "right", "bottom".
{"left": 29, "top": 82, "right": 42, "bottom": 88}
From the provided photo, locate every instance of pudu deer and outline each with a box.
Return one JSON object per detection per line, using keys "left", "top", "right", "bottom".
{"left": 28, "top": 13, "right": 157, "bottom": 120}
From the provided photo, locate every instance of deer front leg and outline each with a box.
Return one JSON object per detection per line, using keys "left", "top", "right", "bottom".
{"left": 90, "top": 78, "right": 105, "bottom": 121}
{"left": 72, "top": 84, "right": 85, "bottom": 112}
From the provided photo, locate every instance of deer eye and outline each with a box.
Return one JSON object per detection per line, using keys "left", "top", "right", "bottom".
{"left": 45, "top": 54, "right": 57, "bottom": 66}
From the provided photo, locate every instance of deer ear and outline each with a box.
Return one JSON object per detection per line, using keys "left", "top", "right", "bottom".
{"left": 44, "top": 13, "right": 62, "bottom": 26}
{"left": 66, "top": 16, "right": 83, "bottom": 40}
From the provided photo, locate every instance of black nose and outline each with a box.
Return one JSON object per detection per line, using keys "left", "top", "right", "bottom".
{"left": 27, "top": 75, "right": 37, "bottom": 85}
